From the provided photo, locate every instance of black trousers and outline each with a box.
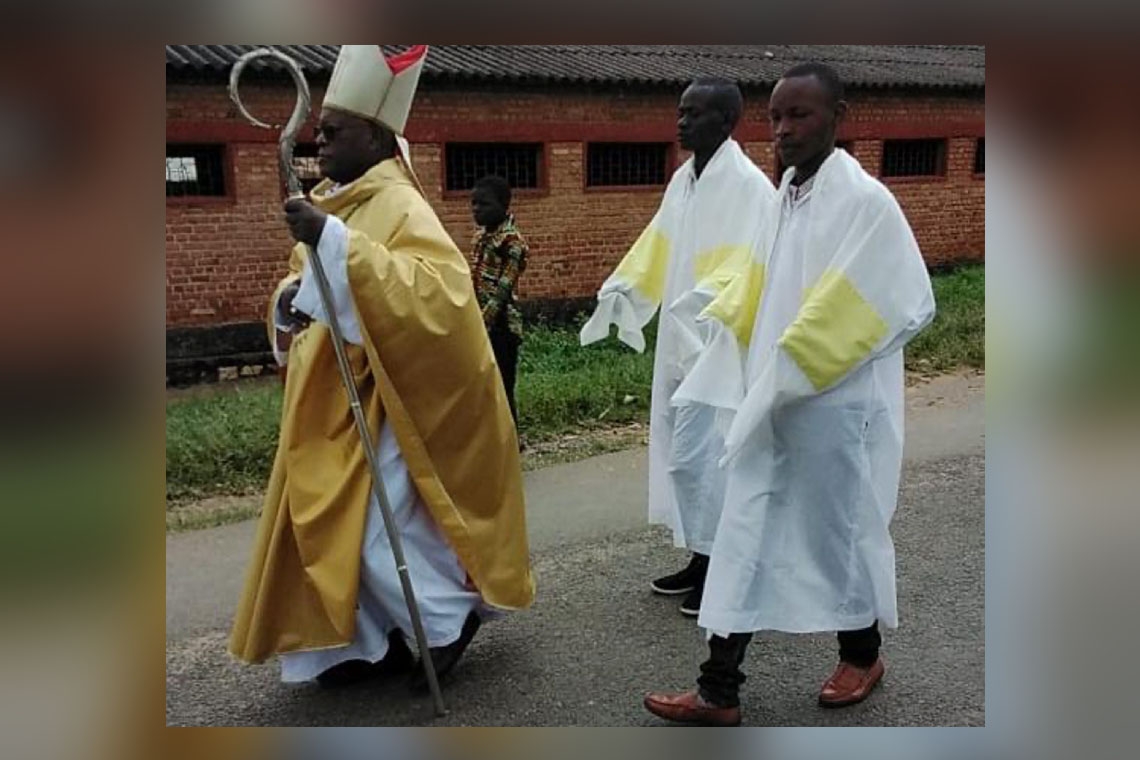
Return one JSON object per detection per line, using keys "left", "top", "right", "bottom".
{"left": 488, "top": 324, "right": 520, "bottom": 424}
{"left": 696, "top": 621, "right": 882, "bottom": 708}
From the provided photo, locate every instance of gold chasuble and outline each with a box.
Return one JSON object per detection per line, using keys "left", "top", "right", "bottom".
{"left": 230, "top": 158, "right": 535, "bottom": 662}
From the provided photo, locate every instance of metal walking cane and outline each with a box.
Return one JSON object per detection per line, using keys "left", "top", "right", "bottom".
{"left": 229, "top": 47, "right": 448, "bottom": 717}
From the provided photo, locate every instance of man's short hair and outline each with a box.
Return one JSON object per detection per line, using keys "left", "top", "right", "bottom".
{"left": 688, "top": 76, "right": 744, "bottom": 128}
{"left": 473, "top": 175, "right": 511, "bottom": 208}
{"left": 780, "top": 62, "right": 845, "bottom": 106}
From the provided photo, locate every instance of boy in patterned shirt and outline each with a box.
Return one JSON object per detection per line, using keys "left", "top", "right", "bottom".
{"left": 470, "top": 175, "right": 528, "bottom": 425}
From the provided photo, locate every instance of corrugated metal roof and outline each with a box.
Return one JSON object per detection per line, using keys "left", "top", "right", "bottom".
{"left": 166, "top": 45, "right": 984, "bottom": 90}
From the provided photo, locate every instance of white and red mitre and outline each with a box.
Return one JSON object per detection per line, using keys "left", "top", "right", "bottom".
{"left": 323, "top": 45, "right": 428, "bottom": 134}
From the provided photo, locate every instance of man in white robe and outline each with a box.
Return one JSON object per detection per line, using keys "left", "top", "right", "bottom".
{"left": 580, "top": 78, "right": 775, "bottom": 617}
{"left": 645, "top": 63, "right": 936, "bottom": 726}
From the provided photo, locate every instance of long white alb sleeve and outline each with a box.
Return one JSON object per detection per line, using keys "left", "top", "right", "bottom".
{"left": 290, "top": 215, "right": 364, "bottom": 346}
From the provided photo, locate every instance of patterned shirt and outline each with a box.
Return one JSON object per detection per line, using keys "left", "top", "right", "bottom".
{"left": 471, "top": 214, "right": 529, "bottom": 337}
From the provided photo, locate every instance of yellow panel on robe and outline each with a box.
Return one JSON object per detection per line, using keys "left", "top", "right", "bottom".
{"left": 693, "top": 243, "right": 752, "bottom": 285}
{"left": 229, "top": 159, "right": 534, "bottom": 664}
{"left": 702, "top": 260, "right": 767, "bottom": 347}
{"left": 611, "top": 226, "right": 670, "bottom": 304}
{"left": 779, "top": 268, "right": 888, "bottom": 391}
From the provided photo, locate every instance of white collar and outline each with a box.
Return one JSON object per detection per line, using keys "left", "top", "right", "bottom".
{"left": 788, "top": 173, "right": 817, "bottom": 206}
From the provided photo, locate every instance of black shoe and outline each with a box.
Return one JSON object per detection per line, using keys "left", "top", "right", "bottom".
{"left": 409, "top": 612, "right": 482, "bottom": 693}
{"left": 651, "top": 554, "right": 708, "bottom": 596}
{"left": 372, "top": 631, "right": 416, "bottom": 676}
{"left": 679, "top": 584, "right": 703, "bottom": 618}
{"left": 315, "top": 659, "right": 374, "bottom": 688}
{"left": 316, "top": 631, "right": 416, "bottom": 688}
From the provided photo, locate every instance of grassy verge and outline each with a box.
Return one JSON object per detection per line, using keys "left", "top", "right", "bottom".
{"left": 516, "top": 318, "right": 656, "bottom": 438}
{"left": 906, "top": 264, "right": 985, "bottom": 374}
{"left": 165, "top": 320, "right": 655, "bottom": 506}
{"left": 167, "top": 264, "right": 983, "bottom": 523}
{"left": 166, "top": 380, "right": 283, "bottom": 504}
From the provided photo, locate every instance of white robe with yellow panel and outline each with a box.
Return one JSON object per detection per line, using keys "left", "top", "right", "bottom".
{"left": 674, "top": 149, "right": 935, "bottom": 634}
{"left": 579, "top": 138, "right": 775, "bottom": 553}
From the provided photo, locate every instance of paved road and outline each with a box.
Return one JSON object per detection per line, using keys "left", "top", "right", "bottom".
{"left": 166, "top": 372, "right": 984, "bottom": 726}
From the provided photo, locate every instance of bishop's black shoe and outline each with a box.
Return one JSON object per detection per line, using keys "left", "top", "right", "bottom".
{"left": 409, "top": 611, "right": 482, "bottom": 693}
{"left": 316, "top": 630, "right": 415, "bottom": 688}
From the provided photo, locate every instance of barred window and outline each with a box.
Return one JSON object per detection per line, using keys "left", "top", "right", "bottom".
{"left": 166, "top": 144, "right": 227, "bottom": 197}
{"left": 974, "top": 139, "right": 984, "bottom": 175}
{"left": 881, "top": 139, "right": 947, "bottom": 178}
{"left": 292, "top": 143, "right": 322, "bottom": 194}
{"left": 445, "top": 143, "right": 542, "bottom": 192}
{"left": 586, "top": 143, "right": 670, "bottom": 187}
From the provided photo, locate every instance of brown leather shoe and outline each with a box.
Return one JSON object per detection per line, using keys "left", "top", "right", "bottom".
{"left": 818, "top": 657, "right": 885, "bottom": 707}
{"left": 643, "top": 689, "right": 742, "bottom": 726}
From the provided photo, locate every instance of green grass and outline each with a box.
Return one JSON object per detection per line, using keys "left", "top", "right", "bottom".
{"left": 905, "top": 264, "right": 985, "bottom": 373}
{"left": 166, "top": 382, "right": 282, "bottom": 503}
{"left": 166, "top": 265, "right": 982, "bottom": 507}
{"left": 517, "top": 318, "right": 657, "bottom": 437}
{"left": 165, "top": 321, "right": 655, "bottom": 505}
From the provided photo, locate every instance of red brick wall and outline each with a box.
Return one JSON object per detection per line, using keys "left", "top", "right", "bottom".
{"left": 166, "top": 81, "right": 984, "bottom": 327}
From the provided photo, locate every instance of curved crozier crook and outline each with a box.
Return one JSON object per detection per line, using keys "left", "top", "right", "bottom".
{"left": 228, "top": 47, "right": 313, "bottom": 198}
